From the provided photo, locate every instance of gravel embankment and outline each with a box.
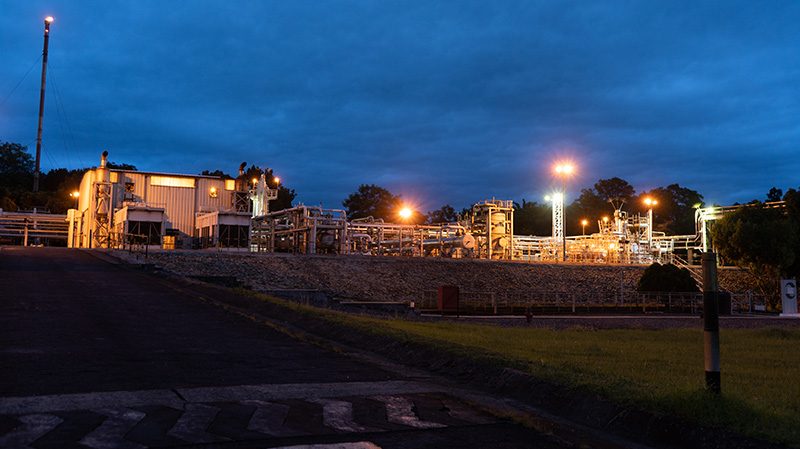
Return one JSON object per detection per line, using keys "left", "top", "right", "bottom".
{"left": 117, "top": 250, "right": 759, "bottom": 303}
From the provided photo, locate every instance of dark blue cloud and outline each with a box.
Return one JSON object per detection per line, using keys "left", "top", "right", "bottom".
{"left": 2, "top": 0, "right": 798, "bottom": 214}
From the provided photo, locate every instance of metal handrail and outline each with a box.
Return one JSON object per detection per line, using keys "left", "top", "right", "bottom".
{"left": 111, "top": 232, "right": 150, "bottom": 263}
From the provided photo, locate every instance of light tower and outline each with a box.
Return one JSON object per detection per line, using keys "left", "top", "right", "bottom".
{"left": 33, "top": 16, "right": 54, "bottom": 192}
{"left": 545, "top": 193, "right": 563, "bottom": 261}
{"left": 555, "top": 164, "right": 573, "bottom": 261}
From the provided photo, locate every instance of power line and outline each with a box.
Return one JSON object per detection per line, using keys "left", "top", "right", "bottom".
{"left": 47, "top": 62, "right": 85, "bottom": 169}
{"left": 0, "top": 55, "right": 42, "bottom": 110}
{"left": 49, "top": 67, "right": 72, "bottom": 169}
{"left": 42, "top": 141, "right": 59, "bottom": 169}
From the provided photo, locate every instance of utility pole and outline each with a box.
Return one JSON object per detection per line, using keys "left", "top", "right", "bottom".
{"left": 702, "top": 252, "right": 721, "bottom": 394}
{"left": 33, "top": 16, "right": 53, "bottom": 192}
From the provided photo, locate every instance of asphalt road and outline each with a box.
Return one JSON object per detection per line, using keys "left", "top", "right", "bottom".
{"left": 0, "top": 247, "right": 642, "bottom": 449}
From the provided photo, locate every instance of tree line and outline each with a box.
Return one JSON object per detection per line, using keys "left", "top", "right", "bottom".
{"left": 0, "top": 141, "right": 85, "bottom": 213}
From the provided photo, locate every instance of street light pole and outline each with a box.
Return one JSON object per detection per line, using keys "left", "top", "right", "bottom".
{"left": 644, "top": 198, "right": 658, "bottom": 260}
{"left": 33, "top": 16, "right": 53, "bottom": 192}
{"left": 561, "top": 174, "right": 566, "bottom": 261}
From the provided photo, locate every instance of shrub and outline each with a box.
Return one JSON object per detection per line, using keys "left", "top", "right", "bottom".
{"left": 637, "top": 263, "right": 699, "bottom": 292}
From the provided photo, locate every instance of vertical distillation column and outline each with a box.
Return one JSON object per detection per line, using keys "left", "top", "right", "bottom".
{"left": 92, "top": 152, "right": 112, "bottom": 248}
{"left": 92, "top": 182, "right": 112, "bottom": 248}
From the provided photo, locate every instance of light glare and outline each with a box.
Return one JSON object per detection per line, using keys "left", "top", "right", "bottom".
{"left": 555, "top": 164, "right": 573, "bottom": 174}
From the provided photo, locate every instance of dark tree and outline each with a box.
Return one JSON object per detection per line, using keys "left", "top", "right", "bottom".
{"left": 639, "top": 184, "right": 704, "bottom": 235}
{"left": 342, "top": 184, "right": 401, "bottom": 221}
{"left": 427, "top": 204, "right": 458, "bottom": 224}
{"left": 0, "top": 141, "right": 34, "bottom": 189}
{"left": 201, "top": 169, "right": 232, "bottom": 178}
{"left": 0, "top": 189, "right": 56, "bottom": 213}
{"left": 106, "top": 162, "right": 137, "bottom": 170}
{"left": 572, "top": 187, "right": 607, "bottom": 220}
{"left": 273, "top": 186, "right": 296, "bottom": 211}
{"left": 594, "top": 177, "right": 636, "bottom": 208}
{"left": 784, "top": 188, "right": 800, "bottom": 215}
{"left": 767, "top": 187, "right": 783, "bottom": 202}
{"left": 0, "top": 142, "right": 88, "bottom": 213}
{"left": 40, "top": 168, "right": 84, "bottom": 193}
{"left": 514, "top": 199, "right": 552, "bottom": 236}
{"left": 569, "top": 178, "right": 635, "bottom": 234}
{"left": 711, "top": 195, "right": 799, "bottom": 306}
{"left": 0, "top": 187, "right": 17, "bottom": 211}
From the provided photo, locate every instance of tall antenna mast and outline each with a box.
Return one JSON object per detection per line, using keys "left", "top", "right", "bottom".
{"left": 33, "top": 16, "right": 53, "bottom": 192}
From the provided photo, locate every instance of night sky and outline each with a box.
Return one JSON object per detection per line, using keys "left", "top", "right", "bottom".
{"left": 2, "top": 1, "right": 798, "bottom": 214}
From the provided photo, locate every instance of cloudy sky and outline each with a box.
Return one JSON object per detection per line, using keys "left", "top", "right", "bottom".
{"left": 2, "top": 1, "right": 798, "bottom": 213}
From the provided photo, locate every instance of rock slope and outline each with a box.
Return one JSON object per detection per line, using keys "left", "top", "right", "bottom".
{"left": 119, "top": 250, "right": 759, "bottom": 303}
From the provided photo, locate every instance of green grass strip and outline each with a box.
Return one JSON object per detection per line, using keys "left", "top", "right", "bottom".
{"left": 248, "top": 292, "right": 800, "bottom": 446}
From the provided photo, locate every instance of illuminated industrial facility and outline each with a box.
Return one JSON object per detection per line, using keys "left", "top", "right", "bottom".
{"left": 67, "top": 153, "right": 265, "bottom": 251}
{"left": 0, "top": 152, "right": 771, "bottom": 267}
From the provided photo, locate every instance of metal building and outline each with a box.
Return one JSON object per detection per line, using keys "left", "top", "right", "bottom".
{"left": 69, "top": 152, "right": 257, "bottom": 250}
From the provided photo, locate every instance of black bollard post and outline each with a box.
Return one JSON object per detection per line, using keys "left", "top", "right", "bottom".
{"left": 702, "top": 252, "right": 721, "bottom": 394}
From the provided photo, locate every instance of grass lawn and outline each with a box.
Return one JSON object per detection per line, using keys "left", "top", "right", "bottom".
{"left": 310, "top": 307, "right": 800, "bottom": 446}
{"left": 376, "top": 321, "right": 799, "bottom": 444}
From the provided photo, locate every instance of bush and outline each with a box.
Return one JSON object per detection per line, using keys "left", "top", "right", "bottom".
{"left": 637, "top": 263, "right": 699, "bottom": 292}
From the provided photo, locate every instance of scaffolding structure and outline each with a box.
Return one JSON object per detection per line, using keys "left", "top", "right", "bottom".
{"left": 347, "top": 219, "right": 475, "bottom": 258}
{"left": 513, "top": 206, "right": 672, "bottom": 264}
{"left": 251, "top": 206, "right": 477, "bottom": 258}
{"left": 248, "top": 197, "right": 699, "bottom": 264}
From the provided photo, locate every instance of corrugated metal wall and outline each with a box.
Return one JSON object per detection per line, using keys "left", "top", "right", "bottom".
{"left": 196, "top": 177, "right": 235, "bottom": 213}
{"left": 147, "top": 184, "right": 196, "bottom": 237}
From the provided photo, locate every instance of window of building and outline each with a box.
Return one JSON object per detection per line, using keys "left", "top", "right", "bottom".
{"left": 150, "top": 176, "right": 195, "bottom": 188}
{"left": 225, "top": 179, "right": 235, "bottom": 191}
